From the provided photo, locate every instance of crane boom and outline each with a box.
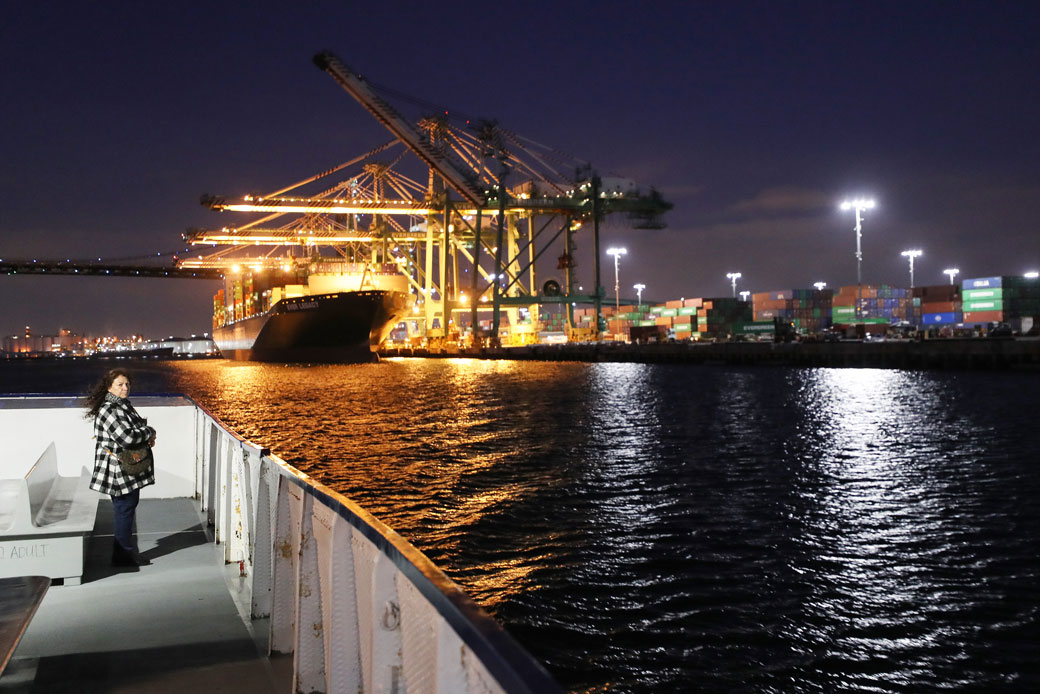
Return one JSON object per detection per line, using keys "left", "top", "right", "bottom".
{"left": 312, "top": 52, "right": 486, "bottom": 207}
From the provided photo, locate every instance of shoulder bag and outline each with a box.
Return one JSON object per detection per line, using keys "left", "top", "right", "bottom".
{"left": 105, "top": 444, "right": 154, "bottom": 476}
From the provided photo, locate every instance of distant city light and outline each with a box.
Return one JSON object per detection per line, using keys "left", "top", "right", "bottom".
{"left": 943, "top": 268, "right": 960, "bottom": 285}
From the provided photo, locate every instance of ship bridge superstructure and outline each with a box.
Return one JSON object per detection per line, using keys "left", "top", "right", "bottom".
{"left": 183, "top": 51, "right": 671, "bottom": 345}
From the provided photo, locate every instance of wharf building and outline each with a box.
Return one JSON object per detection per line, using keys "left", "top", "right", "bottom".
{"left": 2, "top": 328, "right": 85, "bottom": 356}
{"left": 2, "top": 327, "right": 218, "bottom": 358}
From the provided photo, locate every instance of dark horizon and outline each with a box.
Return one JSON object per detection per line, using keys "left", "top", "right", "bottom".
{"left": 3, "top": 1, "right": 1038, "bottom": 339}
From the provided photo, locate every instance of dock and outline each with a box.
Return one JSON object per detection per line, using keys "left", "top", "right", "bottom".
{"left": 381, "top": 337, "right": 1040, "bottom": 369}
{"left": 0, "top": 498, "right": 289, "bottom": 693}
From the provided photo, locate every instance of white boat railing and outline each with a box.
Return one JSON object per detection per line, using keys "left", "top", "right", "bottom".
{"left": 191, "top": 397, "right": 561, "bottom": 694}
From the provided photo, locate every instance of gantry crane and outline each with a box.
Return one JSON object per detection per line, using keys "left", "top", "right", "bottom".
{"left": 182, "top": 51, "right": 671, "bottom": 345}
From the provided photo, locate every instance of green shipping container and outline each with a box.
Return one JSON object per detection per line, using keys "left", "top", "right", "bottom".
{"left": 962, "top": 299, "right": 1003, "bottom": 312}
{"left": 678, "top": 307, "right": 697, "bottom": 316}
{"left": 660, "top": 308, "right": 678, "bottom": 317}
{"left": 736, "top": 322, "right": 775, "bottom": 334}
{"left": 963, "top": 288, "right": 1003, "bottom": 301}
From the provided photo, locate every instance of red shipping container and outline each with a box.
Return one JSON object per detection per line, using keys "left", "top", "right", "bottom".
{"left": 914, "top": 285, "right": 959, "bottom": 300}
{"left": 922, "top": 301, "right": 958, "bottom": 313}
{"left": 962, "top": 310, "right": 1004, "bottom": 323}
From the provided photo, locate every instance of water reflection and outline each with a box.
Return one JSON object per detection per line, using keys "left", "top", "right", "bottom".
{"left": 787, "top": 368, "right": 1026, "bottom": 692}
{"left": 19, "top": 359, "right": 1034, "bottom": 693}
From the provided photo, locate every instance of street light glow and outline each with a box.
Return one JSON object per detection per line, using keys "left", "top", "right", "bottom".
{"left": 901, "top": 249, "right": 923, "bottom": 288}
{"left": 813, "top": 281, "right": 827, "bottom": 291}
{"left": 633, "top": 283, "right": 646, "bottom": 307}
{"left": 839, "top": 198, "right": 876, "bottom": 211}
{"left": 606, "top": 247, "right": 628, "bottom": 334}
{"left": 840, "top": 197, "right": 876, "bottom": 320}
{"left": 943, "top": 268, "right": 960, "bottom": 285}
{"left": 726, "top": 272, "right": 742, "bottom": 298}
{"left": 1025, "top": 271, "right": 1039, "bottom": 279}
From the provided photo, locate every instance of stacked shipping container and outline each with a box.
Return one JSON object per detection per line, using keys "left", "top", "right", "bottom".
{"left": 538, "top": 304, "right": 568, "bottom": 334}
{"left": 961, "top": 276, "right": 1040, "bottom": 325}
{"left": 530, "top": 276, "right": 1039, "bottom": 341}
{"left": 654, "top": 298, "right": 699, "bottom": 338}
{"left": 695, "top": 298, "right": 753, "bottom": 338}
{"left": 913, "top": 284, "right": 961, "bottom": 325}
{"left": 568, "top": 296, "right": 755, "bottom": 340}
{"left": 752, "top": 289, "right": 833, "bottom": 334}
{"left": 831, "top": 284, "right": 917, "bottom": 325}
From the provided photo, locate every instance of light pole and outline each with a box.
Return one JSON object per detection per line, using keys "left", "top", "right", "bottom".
{"left": 840, "top": 198, "right": 876, "bottom": 320}
{"left": 726, "top": 272, "right": 742, "bottom": 298}
{"left": 739, "top": 290, "right": 750, "bottom": 302}
{"left": 943, "top": 268, "right": 959, "bottom": 285}
{"left": 633, "top": 283, "right": 645, "bottom": 308}
{"left": 813, "top": 281, "right": 827, "bottom": 292}
{"left": 901, "top": 249, "right": 923, "bottom": 288}
{"left": 606, "top": 247, "right": 627, "bottom": 330}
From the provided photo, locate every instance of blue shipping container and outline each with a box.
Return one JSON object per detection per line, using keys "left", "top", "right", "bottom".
{"left": 923, "top": 311, "right": 961, "bottom": 324}
{"left": 962, "top": 276, "right": 1003, "bottom": 290}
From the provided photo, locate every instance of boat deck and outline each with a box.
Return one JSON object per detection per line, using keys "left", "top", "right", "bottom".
{"left": 0, "top": 498, "right": 291, "bottom": 693}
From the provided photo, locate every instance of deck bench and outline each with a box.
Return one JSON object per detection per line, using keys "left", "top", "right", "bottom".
{"left": 0, "top": 575, "right": 49, "bottom": 676}
{"left": 0, "top": 443, "right": 100, "bottom": 585}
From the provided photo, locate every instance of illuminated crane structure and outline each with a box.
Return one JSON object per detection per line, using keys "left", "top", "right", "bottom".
{"left": 181, "top": 52, "right": 671, "bottom": 345}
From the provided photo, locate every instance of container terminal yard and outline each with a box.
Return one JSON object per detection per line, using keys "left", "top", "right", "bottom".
{"left": 383, "top": 275, "right": 1038, "bottom": 347}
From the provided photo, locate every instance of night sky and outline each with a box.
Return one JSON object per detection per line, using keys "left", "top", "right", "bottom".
{"left": 2, "top": 1, "right": 1038, "bottom": 339}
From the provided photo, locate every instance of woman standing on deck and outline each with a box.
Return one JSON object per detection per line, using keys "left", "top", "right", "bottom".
{"left": 84, "top": 368, "right": 156, "bottom": 567}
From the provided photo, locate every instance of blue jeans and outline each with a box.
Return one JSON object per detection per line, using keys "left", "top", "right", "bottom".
{"left": 111, "top": 489, "right": 140, "bottom": 554}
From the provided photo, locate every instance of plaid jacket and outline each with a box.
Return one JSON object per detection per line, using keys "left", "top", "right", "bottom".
{"left": 90, "top": 393, "right": 156, "bottom": 496}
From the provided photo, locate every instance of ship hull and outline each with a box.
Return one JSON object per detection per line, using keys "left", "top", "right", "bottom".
{"left": 214, "top": 290, "right": 409, "bottom": 362}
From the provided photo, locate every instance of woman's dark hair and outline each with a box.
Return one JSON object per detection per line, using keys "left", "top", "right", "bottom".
{"left": 84, "top": 368, "right": 131, "bottom": 419}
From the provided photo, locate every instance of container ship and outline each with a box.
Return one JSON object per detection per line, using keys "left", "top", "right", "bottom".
{"left": 211, "top": 260, "right": 411, "bottom": 362}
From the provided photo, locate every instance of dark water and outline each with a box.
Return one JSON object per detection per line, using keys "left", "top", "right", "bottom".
{"left": 4, "top": 358, "right": 1039, "bottom": 693}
